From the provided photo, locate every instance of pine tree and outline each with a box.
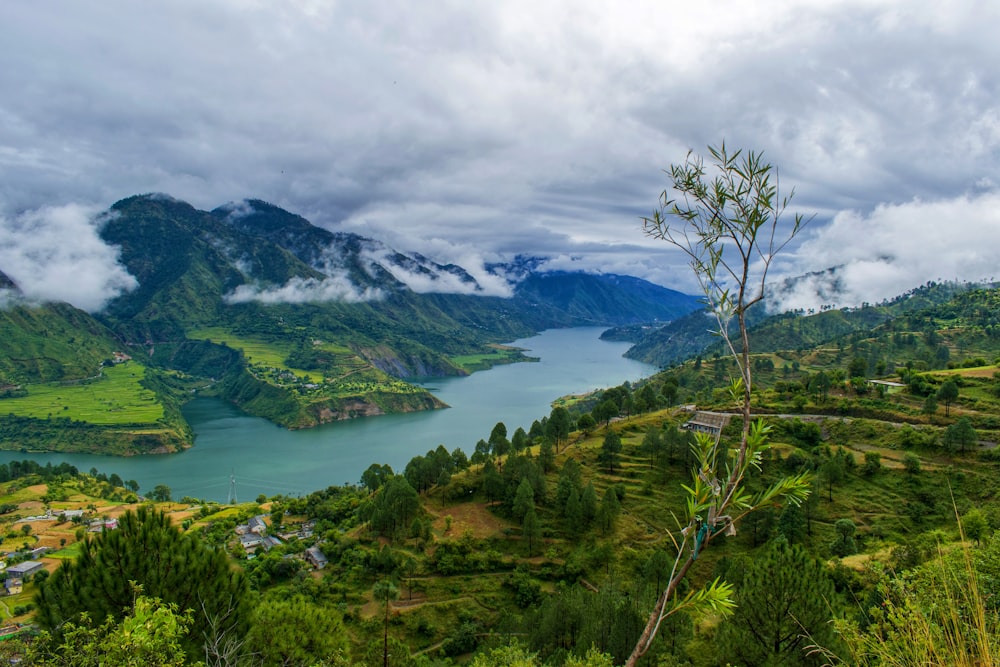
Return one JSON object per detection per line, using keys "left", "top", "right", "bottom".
{"left": 523, "top": 506, "right": 542, "bottom": 557}
{"left": 716, "top": 541, "right": 840, "bottom": 666}
{"left": 599, "top": 430, "right": 622, "bottom": 473}
{"left": 34, "top": 506, "right": 250, "bottom": 660}
{"left": 597, "top": 488, "right": 621, "bottom": 535}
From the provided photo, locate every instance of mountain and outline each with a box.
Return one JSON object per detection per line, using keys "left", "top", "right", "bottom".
{"left": 0, "top": 194, "right": 700, "bottom": 454}
{"left": 621, "top": 280, "right": 998, "bottom": 369}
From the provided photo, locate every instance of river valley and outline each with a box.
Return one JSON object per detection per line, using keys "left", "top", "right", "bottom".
{"left": 0, "top": 327, "right": 655, "bottom": 502}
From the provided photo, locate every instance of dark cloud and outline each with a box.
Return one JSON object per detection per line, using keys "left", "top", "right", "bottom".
{"left": 1, "top": 1, "right": 998, "bottom": 311}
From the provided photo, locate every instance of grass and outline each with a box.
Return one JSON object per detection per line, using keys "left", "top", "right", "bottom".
{"left": 451, "top": 345, "right": 533, "bottom": 373}
{"left": 0, "top": 363, "right": 163, "bottom": 425}
{"left": 189, "top": 327, "right": 323, "bottom": 382}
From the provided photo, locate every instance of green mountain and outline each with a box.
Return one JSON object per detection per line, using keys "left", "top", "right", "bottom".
{"left": 0, "top": 194, "right": 700, "bottom": 454}
{"left": 619, "top": 281, "right": 995, "bottom": 369}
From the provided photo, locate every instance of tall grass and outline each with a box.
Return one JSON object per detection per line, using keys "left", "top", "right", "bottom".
{"left": 834, "top": 515, "right": 999, "bottom": 666}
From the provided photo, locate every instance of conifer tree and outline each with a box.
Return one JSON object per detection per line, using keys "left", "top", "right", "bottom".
{"left": 716, "top": 541, "right": 839, "bottom": 666}
{"left": 34, "top": 506, "right": 250, "bottom": 660}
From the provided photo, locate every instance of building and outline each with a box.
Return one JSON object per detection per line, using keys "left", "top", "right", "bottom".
{"left": 681, "top": 411, "right": 731, "bottom": 438}
{"left": 305, "top": 545, "right": 328, "bottom": 570}
{"left": 6, "top": 561, "right": 44, "bottom": 580}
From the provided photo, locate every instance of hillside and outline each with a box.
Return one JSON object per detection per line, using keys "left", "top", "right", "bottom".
{"left": 0, "top": 195, "right": 699, "bottom": 454}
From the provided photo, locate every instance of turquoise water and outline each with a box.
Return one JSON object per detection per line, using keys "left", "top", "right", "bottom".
{"left": 0, "top": 327, "right": 654, "bottom": 502}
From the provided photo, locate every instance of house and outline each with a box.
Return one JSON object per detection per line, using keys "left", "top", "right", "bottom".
{"left": 3, "top": 579, "right": 21, "bottom": 596}
{"left": 305, "top": 545, "right": 328, "bottom": 570}
{"left": 7, "top": 561, "right": 44, "bottom": 579}
{"left": 247, "top": 516, "right": 267, "bottom": 535}
{"left": 868, "top": 379, "right": 907, "bottom": 394}
{"left": 28, "top": 546, "right": 50, "bottom": 560}
{"left": 239, "top": 534, "right": 263, "bottom": 552}
{"left": 681, "top": 411, "right": 731, "bottom": 438}
{"left": 88, "top": 517, "right": 118, "bottom": 532}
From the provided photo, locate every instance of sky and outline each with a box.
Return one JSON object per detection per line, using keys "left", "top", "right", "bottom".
{"left": 1, "top": 0, "right": 998, "bottom": 312}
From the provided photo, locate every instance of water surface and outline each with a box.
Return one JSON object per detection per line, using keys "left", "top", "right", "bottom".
{"left": 0, "top": 327, "right": 654, "bottom": 502}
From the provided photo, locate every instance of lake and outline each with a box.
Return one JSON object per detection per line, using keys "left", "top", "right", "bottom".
{"left": 0, "top": 327, "right": 655, "bottom": 502}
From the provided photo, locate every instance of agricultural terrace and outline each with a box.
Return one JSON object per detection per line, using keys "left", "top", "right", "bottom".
{"left": 0, "top": 363, "right": 163, "bottom": 425}
{"left": 189, "top": 328, "right": 422, "bottom": 397}
{"left": 189, "top": 327, "right": 325, "bottom": 382}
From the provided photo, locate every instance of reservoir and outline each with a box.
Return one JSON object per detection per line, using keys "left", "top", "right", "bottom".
{"left": 0, "top": 327, "right": 655, "bottom": 502}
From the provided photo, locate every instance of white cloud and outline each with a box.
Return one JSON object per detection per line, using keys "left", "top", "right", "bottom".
{"left": 0, "top": 204, "right": 137, "bottom": 312}
{"left": 225, "top": 275, "right": 382, "bottom": 305}
{"left": 773, "top": 190, "right": 1000, "bottom": 311}
{"left": 0, "top": 0, "right": 999, "bottom": 301}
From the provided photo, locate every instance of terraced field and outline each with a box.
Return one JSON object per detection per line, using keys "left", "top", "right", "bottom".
{"left": 0, "top": 363, "right": 163, "bottom": 425}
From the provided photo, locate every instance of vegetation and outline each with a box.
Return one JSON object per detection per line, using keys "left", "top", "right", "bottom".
{"left": 4, "top": 183, "right": 1000, "bottom": 664}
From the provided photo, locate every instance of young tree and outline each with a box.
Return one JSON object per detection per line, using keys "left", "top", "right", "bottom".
{"left": 626, "top": 144, "right": 812, "bottom": 666}
{"left": 373, "top": 580, "right": 400, "bottom": 667}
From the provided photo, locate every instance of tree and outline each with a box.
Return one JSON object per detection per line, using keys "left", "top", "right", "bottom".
{"left": 937, "top": 379, "right": 960, "bottom": 417}
{"left": 373, "top": 580, "right": 400, "bottom": 667}
{"left": 512, "top": 478, "right": 535, "bottom": 522}
{"left": 538, "top": 438, "right": 556, "bottom": 473}
{"left": 489, "top": 421, "right": 510, "bottom": 458}
{"left": 963, "top": 507, "right": 990, "bottom": 546}
{"left": 716, "top": 541, "right": 839, "bottom": 666}
{"left": 831, "top": 518, "right": 857, "bottom": 557}
{"left": 363, "top": 475, "right": 420, "bottom": 540}
{"left": 576, "top": 413, "right": 596, "bottom": 436}
{"left": 548, "top": 407, "right": 572, "bottom": 450}
{"left": 149, "top": 484, "right": 172, "bottom": 502}
{"left": 34, "top": 506, "right": 250, "bottom": 660}
{"left": 362, "top": 463, "right": 394, "bottom": 492}
{"left": 522, "top": 506, "right": 542, "bottom": 557}
{"left": 777, "top": 500, "right": 806, "bottom": 545}
{"left": 943, "top": 416, "right": 977, "bottom": 455}
{"left": 626, "top": 143, "right": 812, "bottom": 666}
{"left": 247, "top": 595, "right": 349, "bottom": 666}
{"left": 593, "top": 399, "right": 618, "bottom": 426}
{"left": 597, "top": 487, "right": 621, "bottom": 535}
{"left": 809, "top": 371, "right": 832, "bottom": 402}
{"left": 820, "top": 453, "right": 846, "bottom": 502}
{"left": 26, "top": 595, "right": 192, "bottom": 667}
{"left": 598, "top": 430, "right": 623, "bottom": 473}
{"left": 922, "top": 392, "right": 938, "bottom": 419}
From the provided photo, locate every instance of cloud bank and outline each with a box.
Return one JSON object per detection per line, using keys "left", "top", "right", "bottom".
{"left": 773, "top": 191, "right": 1000, "bottom": 311}
{"left": 0, "top": 204, "right": 137, "bottom": 311}
{"left": 0, "top": 1, "right": 998, "bottom": 310}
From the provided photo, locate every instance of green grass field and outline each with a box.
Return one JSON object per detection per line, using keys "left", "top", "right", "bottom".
{"left": 0, "top": 363, "right": 163, "bottom": 425}
{"left": 189, "top": 327, "right": 366, "bottom": 383}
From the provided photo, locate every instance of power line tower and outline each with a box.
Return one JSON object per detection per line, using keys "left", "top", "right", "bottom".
{"left": 228, "top": 471, "right": 238, "bottom": 505}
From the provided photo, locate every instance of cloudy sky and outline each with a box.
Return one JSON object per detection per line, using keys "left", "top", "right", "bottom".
{"left": 2, "top": 0, "right": 998, "bottom": 312}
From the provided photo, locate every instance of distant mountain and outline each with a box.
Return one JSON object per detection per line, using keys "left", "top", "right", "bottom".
{"left": 513, "top": 271, "right": 699, "bottom": 326}
{"left": 620, "top": 280, "right": 995, "bottom": 368}
{"left": 0, "top": 194, "right": 701, "bottom": 454}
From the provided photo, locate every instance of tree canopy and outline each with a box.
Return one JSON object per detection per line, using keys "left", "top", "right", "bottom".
{"left": 34, "top": 506, "right": 251, "bottom": 659}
